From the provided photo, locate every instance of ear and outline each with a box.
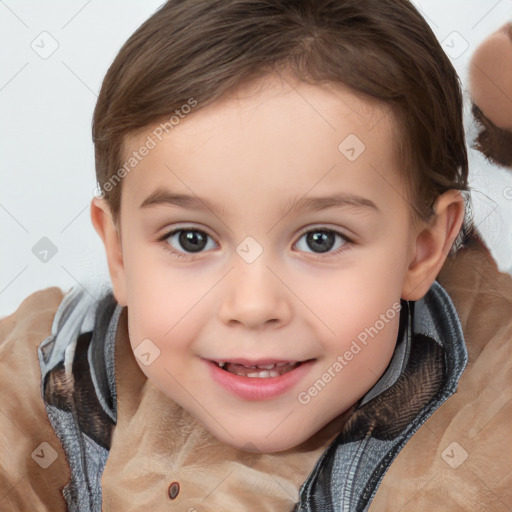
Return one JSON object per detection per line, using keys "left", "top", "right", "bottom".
{"left": 401, "top": 190, "right": 465, "bottom": 301}
{"left": 90, "top": 197, "right": 127, "bottom": 306}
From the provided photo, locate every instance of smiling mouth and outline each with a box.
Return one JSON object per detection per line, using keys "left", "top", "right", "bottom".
{"left": 211, "top": 360, "right": 306, "bottom": 378}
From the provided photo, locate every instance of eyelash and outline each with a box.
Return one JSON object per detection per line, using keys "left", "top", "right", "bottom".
{"left": 157, "top": 227, "right": 354, "bottom": 261}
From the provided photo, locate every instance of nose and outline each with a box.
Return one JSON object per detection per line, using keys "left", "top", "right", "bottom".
{"left": 218, "top": 257, "right": 293, "bottom": 330}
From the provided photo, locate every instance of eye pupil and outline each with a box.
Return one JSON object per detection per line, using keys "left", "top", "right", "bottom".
{"left": 179, "top": 230, "right": 207, "bottom": 252}
{"left": 306, "top": 231, "right": 335, "bottom": 253}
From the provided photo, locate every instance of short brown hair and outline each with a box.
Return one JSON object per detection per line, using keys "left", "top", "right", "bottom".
{"left": 93, "top": 0, "right": 469, "bottom": 229}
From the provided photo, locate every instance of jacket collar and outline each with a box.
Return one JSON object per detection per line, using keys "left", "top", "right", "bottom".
{"left": 295, "top": 281, "right": 468, "bottom": 511}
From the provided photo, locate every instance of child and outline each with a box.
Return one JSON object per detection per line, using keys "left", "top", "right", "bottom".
{"left": 1, "top": 1, "right": 511, "bottom": 511}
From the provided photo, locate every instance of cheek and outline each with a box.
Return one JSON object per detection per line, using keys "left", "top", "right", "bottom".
{"left": 293, "top": 251, "right": 406, "bottom": 334}
{"left": 125, "top": 284, "right": 205, "bottom": 388}
{"left": 122, "top": 253, "right": 218, "bottom": 380}
{"left": 325, "top": 301, "right": 402, "bottom": 404}
{"left": 122, "top": 243, "right": 204, "bottom": 330}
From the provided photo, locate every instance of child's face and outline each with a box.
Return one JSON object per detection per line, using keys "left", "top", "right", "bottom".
{"left": 111, "top": 74, "right": 424, "bottom": 452}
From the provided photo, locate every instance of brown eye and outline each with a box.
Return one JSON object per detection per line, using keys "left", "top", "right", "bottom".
{"left": 295, "top": 228, "right": 350, "bottom": 255}
{"left": 163, "top": 229, "right": 216, "bottom": 254}
{"left": 178, "top": 230, "right": 208, "bottom": 252}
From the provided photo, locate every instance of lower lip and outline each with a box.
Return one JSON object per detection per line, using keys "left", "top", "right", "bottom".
{"left": 205, "top": 359, "right": 315, "bottom": 401}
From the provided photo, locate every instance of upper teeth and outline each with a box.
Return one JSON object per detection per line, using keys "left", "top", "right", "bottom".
{"left": 216, "top": 361, "right": 299, "bottom": 378}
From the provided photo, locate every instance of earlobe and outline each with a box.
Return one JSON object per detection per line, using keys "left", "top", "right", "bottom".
{"left": 401, "top": 190, "right": 465, "bottom": 301}
{"left": 90, "top": 197, "right": 128, "bottom": 306}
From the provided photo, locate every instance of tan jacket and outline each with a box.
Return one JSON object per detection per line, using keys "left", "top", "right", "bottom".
{"left": 370, "top": 236, "right": 512, "bottom": 511}
{"left": 1, "top": 235, "right": 510, "bottom": 511}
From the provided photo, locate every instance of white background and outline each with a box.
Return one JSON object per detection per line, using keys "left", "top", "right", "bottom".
{"left": 1, "top": 0, "right": 512, "bottom": 317}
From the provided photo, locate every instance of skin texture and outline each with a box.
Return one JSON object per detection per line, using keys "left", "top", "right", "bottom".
{"left": 91, "top": 73, "right": 464, "bottom": 453}
{"left": 469, "top": 22, "right": 512, "bottom": 131}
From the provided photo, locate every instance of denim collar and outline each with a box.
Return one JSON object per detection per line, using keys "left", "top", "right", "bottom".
{"left": 295, "top": 281, "right": 468, "bottom": 511}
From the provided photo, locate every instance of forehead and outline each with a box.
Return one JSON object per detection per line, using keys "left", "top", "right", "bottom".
{"left": 120, "top": 73, "right": 404, "bottom": 218}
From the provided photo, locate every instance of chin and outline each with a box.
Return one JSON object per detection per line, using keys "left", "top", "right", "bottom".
{"left": 214, "top": 428, "right": 306, "bottom": 454}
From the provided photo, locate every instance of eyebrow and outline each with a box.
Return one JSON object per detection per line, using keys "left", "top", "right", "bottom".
{"left": 139, "top": 188, "right": 379, "bottom": 216}
{"left": 140, "top": 189, "right": 228, "bottom": 216}
{"left": 281, "top": 192, "right": 379, "bottom": 216}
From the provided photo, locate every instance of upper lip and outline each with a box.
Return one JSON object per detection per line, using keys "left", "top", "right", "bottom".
{"left": 206, "top": 358, "right": 309, "bottom": 366}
